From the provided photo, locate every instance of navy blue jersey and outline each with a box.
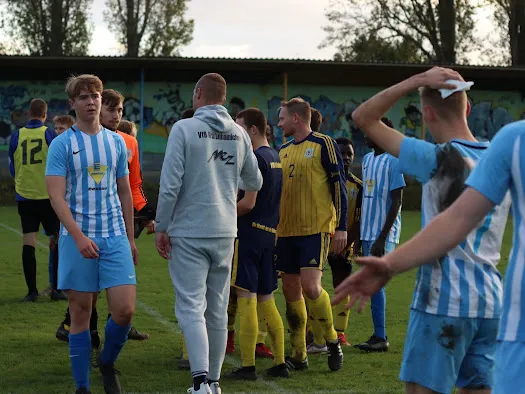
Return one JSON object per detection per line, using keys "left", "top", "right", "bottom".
{"left": 238, "top": 146, "right": 282, "bottom": 240}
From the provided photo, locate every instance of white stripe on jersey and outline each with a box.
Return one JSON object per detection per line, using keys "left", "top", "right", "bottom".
{"left": 96, "top": 132, "right": 109, "bottom": 236}
{"left": 83, "top": 133, "right": 97, "bottom": 236}
{"left": 505, "top": 138, "right": 525, "bottom": 340}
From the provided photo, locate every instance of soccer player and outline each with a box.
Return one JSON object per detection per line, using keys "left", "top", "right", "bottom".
{"left": 117, "top": 120, "right": 137, "bottom": 138}
{"left": 334, "top": 66, "right": 511, "bottom": 394}
{"left": 353, "top": 117, "right": 405, "bottom": 352}
{"left": 276, "top": 97, "right": 347, "bottom": 372}
{"left": 8, "top": 98, "right": 61, "bottom": 302}
{"left": 224, "top": 108, "right": 288, "bottom": 380}
{"left": 155, "top": 73, "right": 262, "bottom": 394}
{"left": 46, "top": 75, "right": 138, "bottom": 394}
{"left": 54, "top": 115, "right": 75, "bottom": 135}
{"left": 55, "top": 89, "right": 150, "bottom": 346}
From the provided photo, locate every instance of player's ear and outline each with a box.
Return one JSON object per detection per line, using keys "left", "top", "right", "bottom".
{"left": 465, "top": 100, "right": 471, "bottom": 117}
{"left": 422, "top": 105, "right": 434, "bottom": 123}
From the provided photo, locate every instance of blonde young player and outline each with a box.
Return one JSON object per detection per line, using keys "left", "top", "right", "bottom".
{"left": 275, "top": 98, "right": 347, "bottom": 372}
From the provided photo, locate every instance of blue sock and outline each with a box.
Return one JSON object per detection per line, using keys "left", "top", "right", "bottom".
{"left": 371, "top": 287, "right": 386, "bottom": 340}
{"left": 69, "top": 330, "right": 91, "bottom": 390}
{"left": 48, "top": 248, "right": 57, "bottom": 288}
{"left": 100, "top": 317, "right": 130, "bottom": 365}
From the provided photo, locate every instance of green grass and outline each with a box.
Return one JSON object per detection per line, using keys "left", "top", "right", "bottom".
{"left": 0, "top": 206, "right": 514, "bottom": 394}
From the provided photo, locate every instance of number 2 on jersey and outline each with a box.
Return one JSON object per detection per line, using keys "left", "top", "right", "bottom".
{"left": 21, "top": 139, "right": 43, "bottom": 165}
{"left": 289, "top": 164, "right": 295, "bottom": 178}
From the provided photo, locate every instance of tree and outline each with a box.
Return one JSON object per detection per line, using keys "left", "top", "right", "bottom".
{"left": 105, "top": 0, "right": 194, "bottom": 57}
{"left": 0, "top": 0, "right": 92, "bottom": 56}
{"left": 334, "top": 32, "right": 425, "bottom": 63}
{"left": 320, "top": 0, "right": 479, "bottom": 64}
{"left": 490, "top": 0, "right": 525, "bottom": 65}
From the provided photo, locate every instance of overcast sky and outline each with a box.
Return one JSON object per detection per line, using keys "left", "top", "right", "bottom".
{"left": 90, "top": 0, "right": 336, "bottom": 59}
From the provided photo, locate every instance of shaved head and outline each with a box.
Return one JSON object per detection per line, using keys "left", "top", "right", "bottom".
{"left": 419, "top": 87, "right": 468, "bottom": 120}
{"left": 195, "top": 73, "right": 227, "bottom": 105}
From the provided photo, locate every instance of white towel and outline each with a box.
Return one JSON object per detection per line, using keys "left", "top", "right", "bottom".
{"left": 439, "top": 80, "right": 474, "bottom": 99}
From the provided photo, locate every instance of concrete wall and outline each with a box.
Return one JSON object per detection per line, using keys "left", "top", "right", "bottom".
{"left": 2, "top": 80, "right": 525, "bottom": 173}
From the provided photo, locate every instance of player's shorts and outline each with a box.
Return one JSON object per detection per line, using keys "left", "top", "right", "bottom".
{"left": 400, "top": 309, "right": 498, "bottom": 393}
{"left": 231, "top": 237, "right": 277, "bottom": 295}
{"left": 274, "top": 233, "right": 331, "bottom": 275}
{"left": 17, "top": 199, "right": 59, "bottom": 235}
{"left": 58, "top": 235, "right": 136, "bottom": 292}
{"left": 362, "top": 240, "right": 396, "bottom": 256}
{"left": 494, "top": 340, "right": 525, "bottom": 394}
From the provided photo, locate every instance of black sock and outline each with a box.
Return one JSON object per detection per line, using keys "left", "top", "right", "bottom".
{"left": 22, "top": 245, "right": 36, "bottom": 293}
{"left": 192, "top": 373, "right": 207, "bottom": 390}
{"left": 64, "top": 307, "right": 71, "bottom": 326}
{"left": 52, "top": 246, "right": 59, "bottom": 291}
{"left": 90, "top": 307, "right": 98, "bottom": 332}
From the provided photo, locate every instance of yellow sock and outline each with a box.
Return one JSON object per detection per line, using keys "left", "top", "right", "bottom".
{"left": 305, "top": 298, "right": 324, "bottom": 345}
{"left": 286, "top": 299, "right": 307, "bottom": 362}
{"left": 182, "top": 337, "right": 188, "bottom": 360}
{"left": 238, "top": 297, "right": 258, "bottom": 367}
{"left": 334, "top": 296, "right": 350, "bottom": 334}
{"left": 257, "top": 302, "right": 268, "bottom": 344}
{"left": 227, "top": 289, "right": 238, "bottom": 332}
{"left": 306, "top": 289, "right": 337, "bottom": 343}
{"left": 259, "top": 298, "right": 285, "bottom": 365}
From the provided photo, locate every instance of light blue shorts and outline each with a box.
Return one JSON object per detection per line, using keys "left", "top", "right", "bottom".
{"left": 58, "top": 235, "right": 136, "bottom": 292}
{"left": 494, "top": 340, "right": 525, "bottom": 394}
{"left": 400, "top": 309, "right": 498, "bottom": 393}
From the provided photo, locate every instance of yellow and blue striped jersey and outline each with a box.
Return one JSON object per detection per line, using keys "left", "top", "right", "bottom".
{"left": 346, "top": 173, "right": 363, "bottom": 234}
{"left": 8, "top": 120, "right": 57, "bottom": 201}
{"left": 277, "top": 132, "right": 347, "bottom": 237}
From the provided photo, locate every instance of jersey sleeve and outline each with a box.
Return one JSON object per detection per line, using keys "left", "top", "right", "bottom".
{"left": 116, "top": 136, "right": 130, "bottom": 179}
{"left": 398, "top": 137, "right": 438, "bottom": 183}
{"left": 8, "top": 130, "right": 19, "bottom": 177}
{"left": 320, "top": 136, "right": 348, "bottom": 231}
{"left": 466, "top": 124, "right": 515, "bottom": 205}
{"left": 354, "top": 183, "right": 363, "bottom": 226}
{"left": 45, "top": 137, "right": 67, "bottom": 177}
{"left": 128, "top": 137, "right": 147, "bottom": 211}
{"left": 45, "top": 128, "right": 58, "bottom": 146}
{"left": 389, "top": 156, "right": 406, "bottom": 190}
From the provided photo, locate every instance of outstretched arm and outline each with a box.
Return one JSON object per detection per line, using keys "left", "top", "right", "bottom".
{"left": 352, "top": 67, "right": 461, "bottom": 157}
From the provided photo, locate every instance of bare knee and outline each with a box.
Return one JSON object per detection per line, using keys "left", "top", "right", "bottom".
{"left": 282, "top": 274, "right": 302, "bottom": 302}
{"left": 405, "top": 382, "right": 439, "bottom": 394}
{"left": 111, "top": 304, "right": 135, "bottom": 325}
{"left": 23, "top": 233, "right": 37, "bottom": 248}
{"left": 301, "top": 279, "right": 322, "bottom": 300}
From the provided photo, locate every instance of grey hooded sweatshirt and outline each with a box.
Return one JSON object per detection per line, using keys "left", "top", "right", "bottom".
{"left": 155, "top": 104, "right": 262, "bottom": 238}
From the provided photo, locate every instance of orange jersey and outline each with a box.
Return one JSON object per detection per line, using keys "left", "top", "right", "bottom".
{"left": 117, "top": 130, "right": 147, "bottom": 212}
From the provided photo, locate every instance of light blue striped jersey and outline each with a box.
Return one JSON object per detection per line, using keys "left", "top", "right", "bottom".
{"left": 467, "top": 121, "right": 525, "bottom": 339}
{"left": 399, "top": 137, "right": 510, "bottom": 319}
{"left": 360, "top": 152, "right": 405, "bottom": 243}
{"left": 45, "top": 126, "right": 129, "bottom": 238}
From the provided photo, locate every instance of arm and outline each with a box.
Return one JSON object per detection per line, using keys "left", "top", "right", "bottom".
{"left": 321, "top": 137, "right": 348, "bottom": 254}
{"left": 347, "top": 186, "right": 362, "bottom": 246}
{"left": 239, "top": 133, "right": 263, "bottom": 192}
{"left": 117, "top": 175, "right": 138, "bottom": 265}
{"left": 352, "top": 67, "right": 462, "bottom": 157}
{"left": 129, "top": 137, "right": 148, "bottom": 212}
{"left": 321, "top": 137, "right": 348, "bottom": 231}
{"left": 237, "top": 191, "right": 257, "bottom": 216}
{"left": 8, "top": 131, "right": 18, "bottom": 177}
{"left": 155, "top": 125, "right": 186, "bottom": 233}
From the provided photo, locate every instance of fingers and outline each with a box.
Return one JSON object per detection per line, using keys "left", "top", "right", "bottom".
{"left": 357, "top": 296, "right": 370, "bottom": 313}
{"left": 82, "top": 244, "right": 98, "bottom": 259}
{"left": 132, "top": 246, "right": 139, "bottom": 266}
{"left": 355, "top": 256, "right": 380, "bottom": 266}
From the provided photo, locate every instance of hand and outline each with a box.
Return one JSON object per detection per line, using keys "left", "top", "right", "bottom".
{"left": 332, "top": 256, "right": 394, "bottom": 312}
{"left": 129, "top": 240, "right": 139, "bottom": 266}
{"left": 155, "top": 232, "right": 171, "bottom": 260}
{"left": 331, "top": 230, "right": 347, "bottom": 255}
{"left": 421, "top": 67, "right": 464, "bottom": 90}
{"left": 370, "top": 237, "right": 386, "bottom": 257}
{"left": 74, "top": 234, "right": 99, "bottom": 259}
{"left": 145, "top": 220, "right": 155, "bottom": 235}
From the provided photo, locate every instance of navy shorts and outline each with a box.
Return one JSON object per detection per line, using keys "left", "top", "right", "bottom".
{"left": 18, "top": 199, "right": 59, "bottom": 235}
{"left": 274, "top": 233, "right": 331, "bottom": 274}
{"left": 231, "top": 237, "right": 278, "bottom": 295}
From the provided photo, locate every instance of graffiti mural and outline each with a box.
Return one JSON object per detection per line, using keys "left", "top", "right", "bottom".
{"left": 1, "top": 81, "right": 525, "bottom": 165}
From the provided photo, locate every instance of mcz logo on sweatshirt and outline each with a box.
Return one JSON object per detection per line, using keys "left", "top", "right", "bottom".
{"left": 208, "top": 149, "right": 235, "bottom": 165}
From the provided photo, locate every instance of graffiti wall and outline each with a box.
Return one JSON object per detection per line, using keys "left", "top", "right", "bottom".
{"left": 1, "top": 81, "right": 525, "bottom": 165}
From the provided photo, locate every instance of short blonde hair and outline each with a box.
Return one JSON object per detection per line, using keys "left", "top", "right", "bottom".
{"left": 53, "top": 115, "right": 75, "bottom": 128}
{"left": 118, "top": 120, "right": 137, "bottom": 138}
{"left": 281, "top": 97, "right": 311, "bottom": 124}
{"left": 65, "top": 74, "right": 103, "bottom": 100}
